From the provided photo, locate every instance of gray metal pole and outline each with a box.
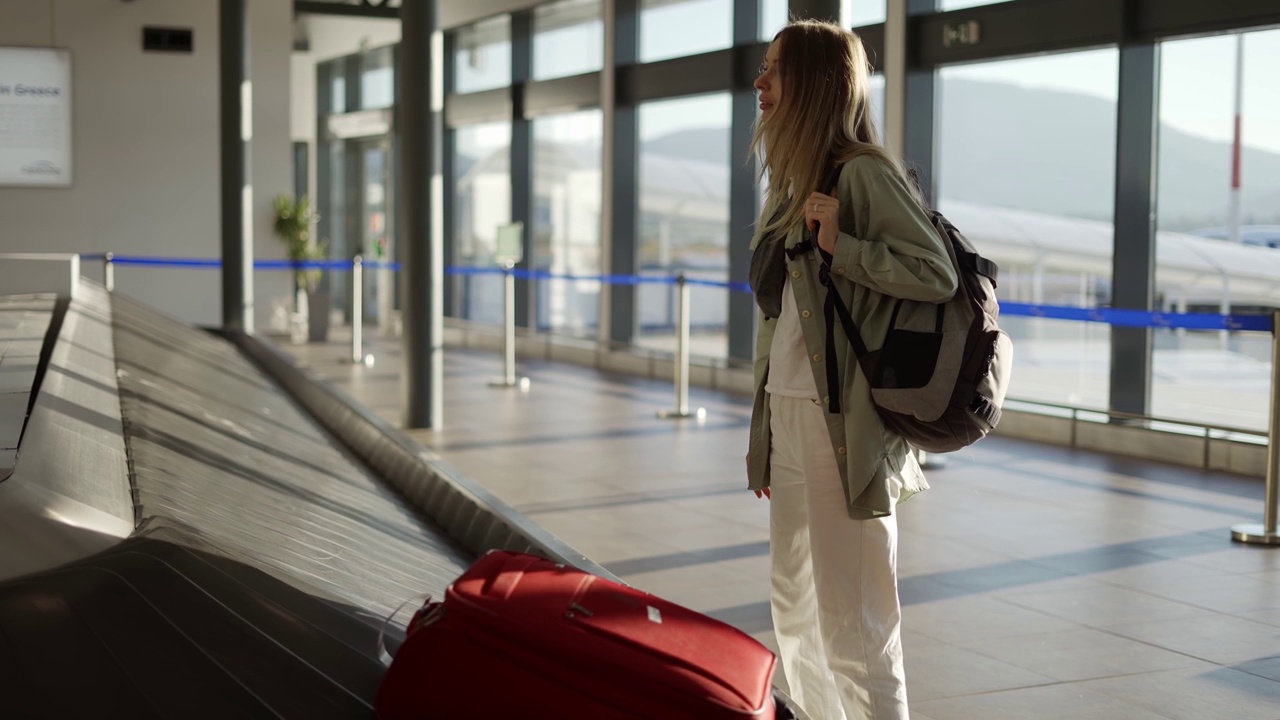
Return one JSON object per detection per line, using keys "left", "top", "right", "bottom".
{"left": 659, "top": 275, "right": 705, "bottom": 421}
{"left": 103, "top": 252, "right": 115, "bottom": 292}
{"left": 608, "top": 0, "right": 639, "bottom": 350}
{"left": 400, "top": 0, "right": 443, "bottom": 429}
{"left": 489, "top": 264, "right": 530, "bottom": 390}
{"left": 1232, "top": 309, "right": 1280, "bottom": 546}
{"left": 352, "top": 255, "right": 364, "bottom": 364}
{"left": 598, "top": 0, "right": 617, "bottom": 347}
{"left": 219, "top": 0, "right": 252, "bottom": 332}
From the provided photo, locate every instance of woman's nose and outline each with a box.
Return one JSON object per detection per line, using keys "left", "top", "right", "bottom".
{"left": 754, "top": 74, "right": 767, "bottom": 92}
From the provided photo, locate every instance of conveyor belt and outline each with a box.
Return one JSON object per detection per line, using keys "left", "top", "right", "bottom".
{"left": 0, "top": 519, "right": 394, "bottom": 719}
{"left": 0, "top": 292, "right": 474, "bottom": 718}
{"left": 110, "top": 293, "right": 472, "bottom": 620}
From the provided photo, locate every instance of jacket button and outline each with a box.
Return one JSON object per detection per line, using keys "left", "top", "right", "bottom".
{"left": 801, "top": 310, "right": 811, "bottom": 318}
{"left": 823, "top": 395, "right": 830, "bottom": 404}
{"left": 812, "top": 354, "right": 822, "bottom": 363}
{"left": 837, "top": 446, "right": 847, "bottom": 455}
{"left": 835, "top": 267, "right": 845, "bottom": 274}
{"left": 791, "top": 270, "right": 801, "bottom": 278}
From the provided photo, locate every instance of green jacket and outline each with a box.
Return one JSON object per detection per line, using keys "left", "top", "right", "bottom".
{"left": 746, "top": 155, "right": 959, "bottom": 519}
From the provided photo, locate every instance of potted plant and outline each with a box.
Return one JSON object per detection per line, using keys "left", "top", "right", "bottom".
{"left": 271, "top": 193, "right": 329, "bottom": 342}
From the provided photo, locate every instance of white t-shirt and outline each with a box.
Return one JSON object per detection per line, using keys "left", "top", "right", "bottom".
{"left": 765, "top": 273, "right": 820, "bottom": 400}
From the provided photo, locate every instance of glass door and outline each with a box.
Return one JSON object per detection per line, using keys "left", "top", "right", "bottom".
{"left": 359, "top": 140, "right": 394, "bottom": 328}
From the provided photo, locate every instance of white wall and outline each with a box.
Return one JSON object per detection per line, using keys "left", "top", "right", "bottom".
{"left": 251, "top": 0, "right": 294, "bottom": 333}
{"left": 0, "top": 0, "right": 294, "bottom": 331}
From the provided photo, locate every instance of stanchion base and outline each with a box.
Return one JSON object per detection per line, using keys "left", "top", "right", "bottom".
{"left": 349, "top": 354, "right": 375, "bottom": 367}
{"left": 489, "top": 377, "right": 531, "bottom": 391}
{"left": 657, "top": 407, "right": 707, "bottom": 421}
{"left": 1231, "top": 524, "right": 1280, "bottom": 546}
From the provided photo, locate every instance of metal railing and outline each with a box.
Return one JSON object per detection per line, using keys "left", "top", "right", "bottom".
{"left": 86, "top": 252, "right": 1280, "bottom": 547}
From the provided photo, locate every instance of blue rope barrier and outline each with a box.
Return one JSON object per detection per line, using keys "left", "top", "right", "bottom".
{"left": 683, "top": 276, "right": 752, "bottom": 293}
{"left": 94, "top": 254, "right": 1274, "bottom": 333}
{"left": 100, "top": 255, "right": 403, "bottom": 272}
{"left": 999, "top": 303, "right": 1271, "bottom": 332}
{"left": 104, "top": 255, "right": 224, "bottom": 268}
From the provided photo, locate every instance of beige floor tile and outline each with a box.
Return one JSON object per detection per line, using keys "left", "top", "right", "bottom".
{"left": 1074, "top": 665, "right": 1280, "bottom": 720}
{"left": 903, "top": 636, "right": 1057, "bottom": 702}
{"left": 914, "top": 681, "right": 1176, "bottom": 720}
{"left": 961, "top": 627, "right": 1204, "bottom": 682}
{"left": 905, "top": 596, "right": 1081, "bottom": 645}
{"left": 998, "top": 583, "right": 1214, "bottom": 629}
{"left": 1105, "top": 613, "right": 1280, "bottom": 666}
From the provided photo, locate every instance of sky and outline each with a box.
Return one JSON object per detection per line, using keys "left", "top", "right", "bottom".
{"left": 460, "top": 2, "right": 1280, "bottom": 157}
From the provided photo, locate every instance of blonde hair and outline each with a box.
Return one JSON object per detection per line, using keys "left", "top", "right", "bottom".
{"left": 751, "top": 20, "right": 923, "bottom": 238}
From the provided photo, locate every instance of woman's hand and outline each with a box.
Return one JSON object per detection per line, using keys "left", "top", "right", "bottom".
{"left": 804, "top": 191, "right": 840, "bottom": 254}
{"left": 753, "top": 488, "right": 772, "bottom": 500}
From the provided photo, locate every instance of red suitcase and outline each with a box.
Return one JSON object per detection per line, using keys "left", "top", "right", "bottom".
{"left": 375, "top": 550, "right": 777, "bottom": 719}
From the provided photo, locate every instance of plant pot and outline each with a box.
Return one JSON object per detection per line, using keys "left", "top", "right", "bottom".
{"left": 307, "top": 286, "right": 331, "bottom": 343}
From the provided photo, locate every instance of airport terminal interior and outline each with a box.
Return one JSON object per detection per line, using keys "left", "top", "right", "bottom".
{"left": 2, "top": 0, "right": 1280, "bottom": 717}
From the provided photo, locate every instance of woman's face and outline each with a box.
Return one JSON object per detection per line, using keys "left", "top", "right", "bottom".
{"left": 754, "top": 40, "right": 782, "bottom": 120}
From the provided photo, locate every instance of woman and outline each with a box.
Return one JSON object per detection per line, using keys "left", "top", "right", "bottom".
{"left": 746, "top": 20, "right": 958, "bottom": 720}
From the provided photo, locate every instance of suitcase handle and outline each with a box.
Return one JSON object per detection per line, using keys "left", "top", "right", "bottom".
{"left": 488, "top": 554, "right": 543, "bottom": 599}
{"left": 378, "top": 593, "right": 431, "bottom": 666}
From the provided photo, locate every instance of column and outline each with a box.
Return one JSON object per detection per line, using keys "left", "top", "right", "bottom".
{"left": 220, "top": 0, "right": 253, "bottom": 332}
{"left": 400, "top": 0, "right": 444, "bottom": 429}
{"left": 1109, "top": 14, "right": 1160, "bottom": 417}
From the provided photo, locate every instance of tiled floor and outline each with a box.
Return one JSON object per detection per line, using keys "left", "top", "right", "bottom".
{"left": 286, "top": 331, "right": 1280, "bottom": 720}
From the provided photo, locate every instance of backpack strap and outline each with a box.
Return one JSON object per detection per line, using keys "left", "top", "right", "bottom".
{"left": 959, "top": 250, "right": 999, "bottom": 287}
{"left": 819, "top": 260, "right": 869, "bottom": 414}
{"left": 784, "top": 239, "right": 814, "bottom": 261}
{"left": 811, "top": 161, "right": 864, "bottom": 415}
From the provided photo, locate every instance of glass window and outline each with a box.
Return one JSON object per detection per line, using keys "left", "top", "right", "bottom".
{"left": 455, "top": 16, "right": 512, "bottom": 93}
{"left": 939, "top": 0, "right": 1014, "bottom": 10}
{"left": 938, "top": 50, "right": 1119, "bottom": 411}
{"left": 360, "top": 47, "right": 394, "bottom": 110}
{"left": 760, "top": 0, "right": 885, "bottom": 40}
{"left": 453, "top": 122, "right": 512, "bottom": 324}
{"left": 1153, "top": 30, "right": 1280, "bottom": 432}
{"left": 640, "top": 0, "right": 732, "bottom": 63}
{"left": 331, "top": 73, "right": 347, "bottom": 115}
{"left": 534, "top": 0, "right": 603, "bottom": 80}
{"left": 637, "top": 93, "right": 732, "bottom": 359}
{"left": 325, "top": 141, "right": 347, "bottom": 315}
{"left": 532, "top": 110, "right": 604, "bottom": 338}
{"left": 868, "top": 72, "right": 885, "bottom": 141}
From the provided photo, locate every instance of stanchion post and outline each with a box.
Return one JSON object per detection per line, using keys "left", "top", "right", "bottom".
{"left": 1232, "top": 308, "right": 1280, "bottom": 546}
{"left": 489, "top": 262, "right": 529, "bottom": 390}
{"left": 103, "top": 252, "right": 115, "bottom": 292}
{"left": 659, "top": 273, "right": 705, "bottom": 420}
{"left": 351, "top": 255, "right": 366, "bottom": 365}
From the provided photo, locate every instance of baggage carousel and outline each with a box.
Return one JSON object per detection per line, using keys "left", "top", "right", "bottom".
{"left": 0, "top": 282, "right": 806, "bottom": 720}
{"left": 0, "top": 285, "right": 542, "bottom": 718}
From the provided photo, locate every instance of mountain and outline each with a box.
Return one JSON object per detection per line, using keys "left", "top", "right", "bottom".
{"left": 638, "top": 79, "right": 1280, "bottom": 231}
{"left": 642, "top": 129, "right": 734, "bottom": 167}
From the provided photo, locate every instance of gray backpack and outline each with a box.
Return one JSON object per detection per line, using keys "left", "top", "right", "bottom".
{"left": 814, "top": 205, "right": 1013, "bottom": 453}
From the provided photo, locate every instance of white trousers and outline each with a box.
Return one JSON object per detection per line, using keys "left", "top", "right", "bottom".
{"left": 768, "top": 394, "right": 908, "bottom": 720}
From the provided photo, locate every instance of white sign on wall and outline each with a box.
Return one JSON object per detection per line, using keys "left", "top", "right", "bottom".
{"left": 0, "top": 47, "right": 72, "bottom": 187}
